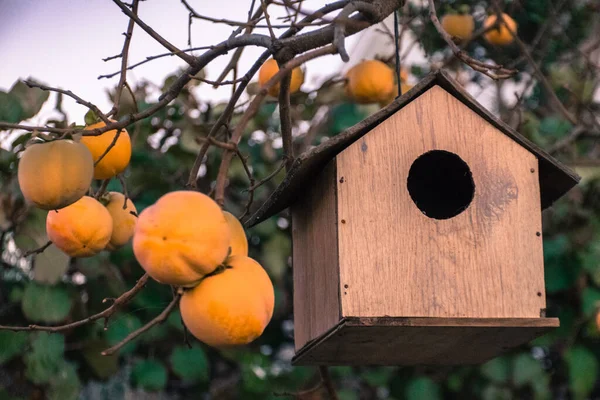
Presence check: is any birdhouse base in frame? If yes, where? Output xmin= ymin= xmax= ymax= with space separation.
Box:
xmin=292 ymin=317 xmax=558 ymax=366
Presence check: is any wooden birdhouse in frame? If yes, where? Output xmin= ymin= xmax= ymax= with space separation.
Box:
xmin=247 ymin=70 xmax=580 ymax=366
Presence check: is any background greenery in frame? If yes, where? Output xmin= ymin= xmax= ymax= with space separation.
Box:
xmin=2 ymin=0 xmax=600 ymax=399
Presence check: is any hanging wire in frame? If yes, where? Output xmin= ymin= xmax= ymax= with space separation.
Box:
xmin=393 ymin=8 xmax=402 ymax=98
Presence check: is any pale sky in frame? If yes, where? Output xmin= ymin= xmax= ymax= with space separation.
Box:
xmin=0 ymin=0 xmax=355 ymax=123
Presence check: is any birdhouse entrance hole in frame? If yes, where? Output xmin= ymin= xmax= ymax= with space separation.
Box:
xmin=407 ymin=150 xmax=475 ymax=220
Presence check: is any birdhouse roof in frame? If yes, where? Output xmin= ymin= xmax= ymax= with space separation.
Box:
xmin=246 ymin=69 xmax=580 ymax=227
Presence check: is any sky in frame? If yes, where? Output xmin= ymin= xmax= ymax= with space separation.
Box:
xmin=0 ymin=0 xmax=498 ymax=128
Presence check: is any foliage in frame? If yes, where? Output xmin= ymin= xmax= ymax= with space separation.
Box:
xmin=1 ymin=0 xmax=600 ymax=398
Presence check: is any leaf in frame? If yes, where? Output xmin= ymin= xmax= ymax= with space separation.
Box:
xmin=33 ymin=244 xmax=70 ymax=285
xmin=361 ymin=367 xmax=394 ymax=387
xmin=261 ymin=232 xmax=291 ymax=280
xmin=539 ymin=117 xmax=573 ymax=140
xmin=565 ymin=346 xmax=599 ymax=400
xmin=131 ymin=360 xmax=168 ymax=392
xmin=482 ymin=385 xmax=512 ymax=400
xmin=105 ymin=314 xmax=143 ymax=355
xmin=0 ymin=331 xmax=28 ymax=365
xmin=22 ymin=282 xmax=72 ymax=323
xmin=169 ymin=344 xmax=210 ymax=384
xmin=47 ymin=361 xmax=81 ymax=400
xmin=581 ymin=287 xmax=600 ymax=317
xmin=9 ymin=79 xmax=49 ymax=121
xmin=512 ymin=353 xmax=544 ymax=387
xmin=82 ymin=339 xmax=119 ymax=379
xmin=405 ymin=377 xmax=442 ymax=400
xmin=0 ymin=91 xmax=24 ymax=123
xmin=481 ymin=356 xmax=510 ymax=384
xmin=543 ymin=236 xmax=579 ymax=293
xmin=24 ymin=332 xmax=65 ymax=384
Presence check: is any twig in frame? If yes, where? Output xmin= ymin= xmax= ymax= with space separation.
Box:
xmin=491 ymin=2 xmax=577 ymax=124
xmin=333 ymin=2 xmax=377 ymax=62
xmin=240 ymin=159 xmax=286 ymax=221
xmin=23 ymin=241 xmax=52 ymax=257
xmin=427 ymin=0 xmax=516 ymax=80
xmin=0 ymin=274 xmax=149 ymax=332
xmin=94 ymin=179 xmax=110 ymax=199
xmin=112 ymin=0 xmax=196 ymax=65
xmin=277 ymin=62 xmax=294 ymax=171
xmin=214 ymin=44 xmax=337 ymax=206
xmin=319 ymin=366 xmax=338 ymax=400
xmin=189 ymin=75 xmax=246 ymax=86
xmin=23 ymin=80 xmax=110 ymax=124
xmin=101 ymin=290 xmax=181 ymax=355
xmin=261 ymin=0 xmax=277 ymax=39
xmin=94 ymin=129 xmax=123 ymax=167
xmin=108 ymin=0 xmax=139 ymax=118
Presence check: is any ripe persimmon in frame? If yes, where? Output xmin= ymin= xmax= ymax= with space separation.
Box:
xmin=345 ymin=60 xmax=395 ymax=104
xmin=133 ymin=191 xmax=231 ymax=287
xmin=441 ymin=13 xmax=474 ymax=41
xmin=258 ymin=59 xmax=304 ymax=97
xmin=46 ymin=196 xmax=113 ymax=257
xmin=484 ymin=13 xmax=517 ymax=46
xmin=103 ymin=192 xmax=137 ymax=251
xmin=180 ymin=255 xmax=274 ymax=347
xmin=223 ymin=211 xmax=248 ymax=257
xmin=81 ymin=121 xmax=131 ymax=180
xmin=18 ymin=140 xmax=94 ymax=210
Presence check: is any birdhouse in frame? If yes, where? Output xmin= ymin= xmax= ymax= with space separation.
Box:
xmin=247 ymin=70 xmax=580 ymax=366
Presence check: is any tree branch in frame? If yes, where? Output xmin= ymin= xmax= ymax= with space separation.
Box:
xmin=101 ymin=290 xmax=181 ymax=355
xmin=108 ymin=0 xmax=139 ymax=118
xmin=0 ymin=274 xmax=149 ymax=332
xmin=319 ymin=366 xmax=338 ymax=400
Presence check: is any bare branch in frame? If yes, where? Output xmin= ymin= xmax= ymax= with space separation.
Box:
xmin=23 ymin=80 xmax=110 ymax=124
xmin=108 ymin=0 xmax=139 ymax=118
xmin=101 ymin=290 xmax=181 ymax=355
xmin=112 ymin=0 xmax=196 ymax=65
xmin=0 ymin=274 xmax=149 ymax=332
xmin=23 ymin=241 xmax=52 ymax=257
xmin=427 ymin=0 xmax=516 ymax=80
xmin=319 ymin=366 xmax=338 ymax=400
xmin=277 ymin=63 xmax=294 ymax=171
xmin=333 ymin=2 xmax=377 ymax=62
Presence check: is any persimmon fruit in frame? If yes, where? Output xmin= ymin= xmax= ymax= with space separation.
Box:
xmin=18 ymin=140 xmax=94 ymax=210
xmin=484 ymin=13 xmax=517 ymax=46
xmin=345 ymin=60 xmax=395 ymax=104
xmin=258 ymin=59 xmax=304 ymax=97
xmin=223 ymin=211 xmax=248 ymax=257
xmin=180 ymin=255 xmax=274 ymax=347
xmin=103 ymin=192 xmax=137 ymax=251
xmin=81 ymin=121 xmax=131 ymax=180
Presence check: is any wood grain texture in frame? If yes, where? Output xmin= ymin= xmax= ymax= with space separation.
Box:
xmin=291 ymin=160 xmax=340 ymax=351
xmin=337 ymin=85 xmax=546 ymax=319
xmin=246 ymin=70 xmax=579 ymax=227
xmin=292 ymin=317 xmax=559 ymax=366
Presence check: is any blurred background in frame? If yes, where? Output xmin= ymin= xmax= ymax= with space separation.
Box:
xmin=2 ymin=0 xmax=600 ymax=399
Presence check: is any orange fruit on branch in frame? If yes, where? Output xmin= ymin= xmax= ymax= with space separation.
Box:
xmin=258 ymin=58 xmax=304 ymax=97
xmin=103 ymin=192 xmax=137 ymax=251
xmin=345 ymin=60 xmax=396 ymax=104
xmin=484 ymin=13 xmax=517 ymax=46
xmin=441 ymin=13 xmax=474 ymax=41
xmin=18 ymin=139 xmax=94 ymax=210
xmin=133 ymin=191 xmax=231 ymax=287
xmin=223 ymin=211 xmax=248 ymax=257
xmin=81 ymin=121 xmax=131 ymax=180
xmin=180 ymin=255 xmax=274 ymax=347
xmin=46 ymin=196 xmax=113 ymax=257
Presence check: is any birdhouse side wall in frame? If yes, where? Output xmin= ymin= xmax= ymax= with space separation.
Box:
xmin=291 ymin=160 xmax=341 ymax=351
xmin=335 ymin=85 xmax=547 ymax=320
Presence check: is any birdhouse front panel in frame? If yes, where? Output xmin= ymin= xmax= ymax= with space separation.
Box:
xmin=336 ymin=85 xmax=546 ymax=320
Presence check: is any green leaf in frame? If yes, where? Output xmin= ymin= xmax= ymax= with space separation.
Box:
xmin=24 ymin=332 xmax=65 ymax=384
xmin=405 ymin=377 xmax=442 ymax=400
xmin=22 ymin=282 xmax=72 ymax=323
xmin=543 ymin=236 xmax=579 ymax=293
xmin=9 ymin=80 xmax=49 ymax=121
xmin=33 ymin=244 xmax=70 ymax=285
xmin=539 ymin=116 xmax=573 ymax=140
xmin=84 ymin=109 xmax=100 ymax=125
xmin=131 ymin=360 xmax=168 ymax=391
xmin=481 ymin=356 xmax=510 ymax=384
xmin=105 ymin=314 xmax=143 ymax=355
xmin=512 ymin=353 xmax=544 ymax=387
xmin=0 ymin=331 xmax=28 ymax=365
xmin=581 ymin=286 xmax=600 ymax=317
xmin=47 ymin=361 xmax=81 ymax=400
xmin=169 ymin=344 xmax=210 ymax=384
xmin=81 ymin=339 xmax=119 ymax=379
xmin=482 ymin=385 xmax=512 ymax=400
xmin=0 ymin=91 xmax=24 ymax=123
xmin=337 ymin=389 xmax=359 ymax=400
xmin=361 ymin=367 xmax=394 ymax=387
xmin=565 ymin=346 xmax=599 ymax=400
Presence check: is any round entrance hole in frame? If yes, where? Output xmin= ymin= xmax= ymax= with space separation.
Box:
xmin=407 ymin=150 xmax=475 ymax=220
